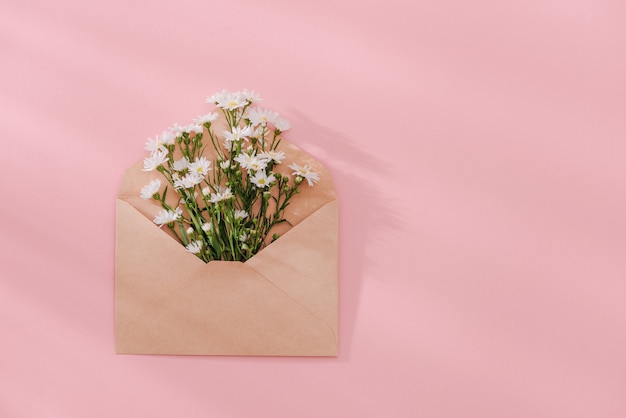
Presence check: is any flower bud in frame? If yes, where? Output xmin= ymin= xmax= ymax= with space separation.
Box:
xmin=263 ymin=191 xmax=271 ymax=200
xmin=186 ymin=227 xmax=194 ymax=235
xmin=295 ymin=175 xmax=303 ymax=185
xmin=272 ymin=233 xmax=280 ymax=241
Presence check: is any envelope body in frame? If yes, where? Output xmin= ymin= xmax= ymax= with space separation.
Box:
xmin=115 ymin=139 xmax=338 ymax=356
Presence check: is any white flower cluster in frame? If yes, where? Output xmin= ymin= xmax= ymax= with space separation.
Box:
xmin=206 ymin=89 xmax=261 ymax=110
xmin=153 ymin=207 xmax=182 ymax=227
xmin=136 ymin=89 xmax=321 ymax=261
xmin=288 ymin=163 xmax=320 ymax=187
xmin=172 ymin=156 xmax=212 ymax=190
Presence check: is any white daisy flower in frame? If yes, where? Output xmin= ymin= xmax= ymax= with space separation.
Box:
xmin=209 ymin=186 xmax=234 ymax=203
xmin=251 ymin=125 xmax=267 ymax=140
xmin=206 ymin=89 xmax=227 ymax=105
xmin=170 ymin=123 xmax=186 ymax=137
xmin=140 ymin=179 xmax=161 ymax=200
xmin=193 ymin=112 xmax=219 ymax=124
xmin=159 ymin=130 xmax=176 ymax=145
xmin=259 ymin=150 xmax=286 ymax=164
xmin=274 ymin=117 xmax=291 ymax=132
xmin=223 ymin=125 xmax=253 ymax=145
xmin=173 ymin=172 xmax=203 ymax=189
xmin=185 ymin=240 xmax=203 ymax=254
xmin=184 ymin=123 xmax=203 ymax=134
xmin=234 ymin=209 xmax=248 ymax=220
xmin=145 ymin=135 xmax=167 ymax=154
xmin=188 ymin=156 xmax=212 ymax=177
xmin=241 ymin=89 xmax=261 ymax=103
xmin=246 ymin=107 xmax=279 ymax=127
xmin=250 ymin=170 xmax=276 ymax=188
xmin=201 ymin=186 xmax=211 ymax=196
xmin=219 ymin=160 xmax=230 ymax=170
xmin=172 ymin=157 xmax=190 ymax=172
xmin=234 ymin=152 xmax=268 ymax=172
xmin=215 ymin=91 xmax=245 ymax=110
xmin=201 ymin=222 xmax=213 ymax=232
xmin=142 ymin=150 xmax=169 ymax=171
xmin=186 ymin=227 xmax=194 ymax=235
xmin=239 ymin=232 xmax=249 ymax=242
xmin=153 ymin=207 xmax=183 ymax=226
xmin=289 ymin=163 xmax=320 ymax=186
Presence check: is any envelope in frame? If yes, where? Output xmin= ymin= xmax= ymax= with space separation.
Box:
xmin=115 ymin=138 xmax=338 ymax=356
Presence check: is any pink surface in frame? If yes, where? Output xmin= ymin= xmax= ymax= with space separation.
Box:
xmin=1 ymin=0 xmax=625 ymax=416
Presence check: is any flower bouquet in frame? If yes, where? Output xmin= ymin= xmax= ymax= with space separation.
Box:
xmin=139 ymin=90 xmax=320 ymax=262
xmin=115 ymin=90 xmax=339 ymax=356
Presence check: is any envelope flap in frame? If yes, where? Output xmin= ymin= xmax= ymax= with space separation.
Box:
xmin=117 ymin=138 xmax=338 ymax=240
xmin=245 ymin=200 xmax=338 ymax=339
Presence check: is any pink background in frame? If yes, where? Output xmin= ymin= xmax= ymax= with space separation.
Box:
xmin=2 ymin=0 xmax=625 ymax=416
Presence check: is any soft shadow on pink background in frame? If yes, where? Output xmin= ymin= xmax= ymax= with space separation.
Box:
xmin=1 ymin=0 xmax=625 ymax=417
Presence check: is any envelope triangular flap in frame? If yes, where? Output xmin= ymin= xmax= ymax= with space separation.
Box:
xmin=245 ymin=200 xmax=338 ymax=341
xmin=117 ymin=139 xmax=337 ymax=241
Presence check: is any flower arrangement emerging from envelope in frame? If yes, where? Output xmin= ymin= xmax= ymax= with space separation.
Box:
xmin=115 ymin=90 xmax=338 ymax=356
xmin=140 ymin=89 xmax=321 ymax=262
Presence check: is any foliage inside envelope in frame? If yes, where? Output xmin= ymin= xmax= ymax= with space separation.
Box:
xmin=140 ymin=89 xmax=321 ymax=262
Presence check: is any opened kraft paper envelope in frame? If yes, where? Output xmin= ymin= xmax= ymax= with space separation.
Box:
xmin=115 ymin=137 xmax=338 ymax=356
